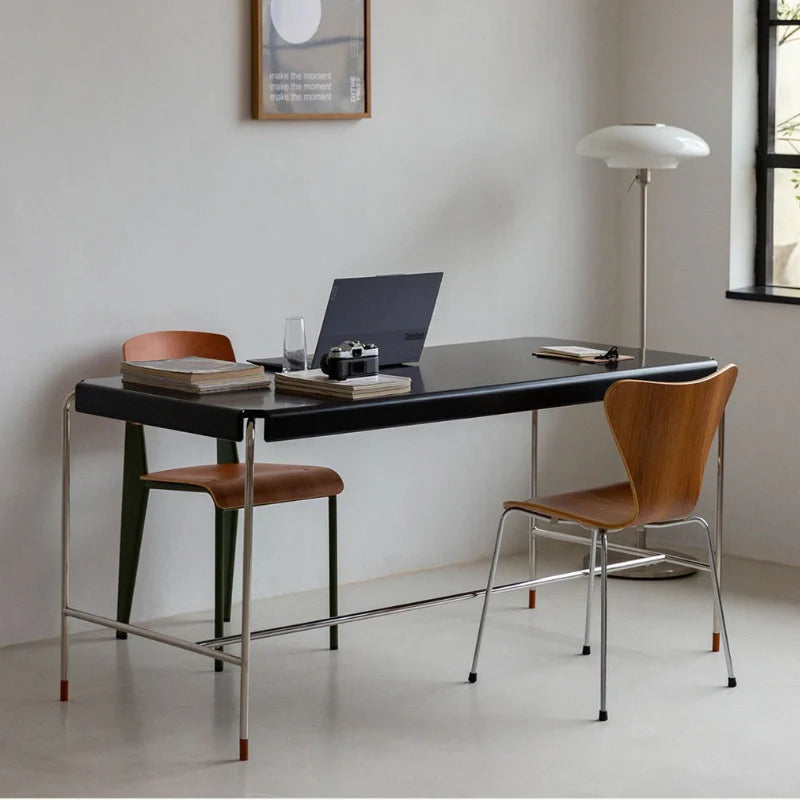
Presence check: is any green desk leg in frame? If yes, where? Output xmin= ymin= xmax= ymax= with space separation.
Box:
xmin=116 ymin=423 xmax=149 ymax=640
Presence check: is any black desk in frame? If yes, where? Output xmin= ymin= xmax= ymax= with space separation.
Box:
xmin=75 ymin=337 xmax=717 ymax=441
xmin=62 ymin=337 xmax=722 ymax=760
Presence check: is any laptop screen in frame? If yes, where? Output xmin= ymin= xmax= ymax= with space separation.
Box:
xmin=311 ymin=272 xmax=443 ymax=368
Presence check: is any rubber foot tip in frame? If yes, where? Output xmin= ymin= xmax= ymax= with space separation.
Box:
xmin=712 ymin=632 xmax=720 ymax=652
xmin=468 ymin=672 xmax=477 ymax=683
xmin=215 ymin=661 xmax=223 ymax=673
xmin=528 ymin=590 xmax=536 ymax=609
xmin=598 ymin=710 xmax=608 ymax=721
xmin=582 ymin=645 xmax=591 ymax=656
xmin=239 ymin=739 xmax=249 ymax=761
xmin=728 ymin=677 xmax=737 ymax=688
xmin=60 ymin=680 xmax=69 ymax=702
xmin=116 ymin=631 xmax=128 ymax=640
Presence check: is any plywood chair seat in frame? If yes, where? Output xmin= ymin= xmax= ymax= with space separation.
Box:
xmin=143 ymin=462 xmax=344 ymax=510
xmin=504 ymin=482 xmax=635 ymax=530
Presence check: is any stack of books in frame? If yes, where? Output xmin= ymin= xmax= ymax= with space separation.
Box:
xmin=274 ymin=369 xmax=411 ymax=400
xmin=120 ymin=357 xmax=270 ymax=394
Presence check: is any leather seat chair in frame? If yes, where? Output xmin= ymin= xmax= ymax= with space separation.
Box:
xmin=116 ymin=331 xmax=343 ymax=670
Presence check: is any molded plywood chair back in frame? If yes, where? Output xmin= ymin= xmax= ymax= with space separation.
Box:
xmin=605 ymin=364 xmax=738 ymax=527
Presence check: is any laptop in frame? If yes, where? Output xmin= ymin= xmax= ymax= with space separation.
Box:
xmin=252 ymin=272 xmax=443 ymax=371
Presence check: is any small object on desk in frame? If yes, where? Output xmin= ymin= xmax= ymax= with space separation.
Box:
xmin=534 ymin=344 xmax=632 ymax=363
xmin=274 ymin=368 xmax=410 ymax=400
xmin=283 ymin=316 xmax=308 ymax=373
xmin=319 ymin=340 xmax=379 ymax=381
xmin=120 ymin=356 xmax=270 ymax=394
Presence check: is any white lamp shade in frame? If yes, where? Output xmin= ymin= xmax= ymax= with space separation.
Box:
xmin=576 ymin=123 xmax=710 ymax=169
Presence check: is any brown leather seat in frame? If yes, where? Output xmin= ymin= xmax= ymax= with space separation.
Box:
xmin=145 ymin=462 xmax=344 ymax=510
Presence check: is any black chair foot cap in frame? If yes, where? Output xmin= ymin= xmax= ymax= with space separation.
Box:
xmin=116 ymin=631 xmax=127 ymax=640
xmin=728 ymin=677 xmax=737 ymax=688
xmin=598 ymin=710 xmax=608 ymax=721
xmin=582 ymin=645 xmax=591 ymax=655
xmin=468 ymin=672 xmax=477 ymax=683
xmin=215 ymin=661 xmax=223 ymax=673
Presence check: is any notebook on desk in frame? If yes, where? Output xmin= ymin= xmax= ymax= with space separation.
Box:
xmin=251 ymin=272 xmax=443 ymax=371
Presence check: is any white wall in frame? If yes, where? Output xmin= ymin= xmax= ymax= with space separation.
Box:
xmin=0 ymin=0 xmax=624 ymax=647
xmin=617 ymin=0 xmax=800 ymax=567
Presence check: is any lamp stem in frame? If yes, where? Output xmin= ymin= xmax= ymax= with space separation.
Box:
xmin=636 ymin=168 xmax=651 ymax=356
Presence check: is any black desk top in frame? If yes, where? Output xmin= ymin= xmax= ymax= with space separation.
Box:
xmin=75 ymin=337 xmax=718 ymax=442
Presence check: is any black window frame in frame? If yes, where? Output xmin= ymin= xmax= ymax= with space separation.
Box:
xmin=755 ymin=1 xmax=800 ymax=286
xmin=729 ymin=0 xmax=800 ymax=303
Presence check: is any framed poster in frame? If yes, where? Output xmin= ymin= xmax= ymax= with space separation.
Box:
xmin=251 ymin=0 xmax=370 ymax=120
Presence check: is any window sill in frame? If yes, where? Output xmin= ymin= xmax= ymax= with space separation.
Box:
xmin=726 ymin=286 xmax=800 ymax=306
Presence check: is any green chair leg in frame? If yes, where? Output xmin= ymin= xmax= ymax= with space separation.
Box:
xmin=214 ymin=508 xmax=226 ymax=672
xmin=329 ymin=495 xmax=338 ymax=650
xmin=116 ymin=423 xmax=149 ymax=640
xmin=222 ymin=509 xmax=238 ymax=623
xmin=216 ymin=438 xmax=239 ymax=626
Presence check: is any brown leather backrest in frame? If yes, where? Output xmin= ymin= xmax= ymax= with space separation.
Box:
xmin=123 ymin=331 xmax=236 ymax=362
xmin=604 ymin=364 xmax=738 ymax=526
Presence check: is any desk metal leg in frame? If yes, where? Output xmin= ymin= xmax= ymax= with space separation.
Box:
xmin=528 ymin=410 xmax=538 ymax=609
xmin=239 ymin=419 xmax=255 ymax=761
xmin=60 ymin=392 xmax=75 ymax=702
xmin=712 ymin=412 xmax=725 ymax=652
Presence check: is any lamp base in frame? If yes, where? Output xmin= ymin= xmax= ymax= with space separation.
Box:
xmin=582 ymin=548 xmax=696 ymax=580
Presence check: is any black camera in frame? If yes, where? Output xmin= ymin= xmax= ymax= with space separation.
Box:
xmin=319 ymin=340 xmax=379 ymax=381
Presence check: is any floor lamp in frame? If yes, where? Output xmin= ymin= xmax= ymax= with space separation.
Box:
xmin=577 ymin=123 xmax=710 ymax=579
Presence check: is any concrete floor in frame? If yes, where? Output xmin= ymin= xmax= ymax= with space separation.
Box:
xmin=2 ymin=542 xmax=800 ymax=797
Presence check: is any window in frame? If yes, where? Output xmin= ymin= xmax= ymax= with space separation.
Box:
xmin=756 ymin=0 xmax=800 ymax=288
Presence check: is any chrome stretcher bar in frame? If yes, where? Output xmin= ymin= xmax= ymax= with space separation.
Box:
xmin=62 ymin=553 xmax=667 ymax=655
xmin=64 ymin=337 xmax=722 ymax=761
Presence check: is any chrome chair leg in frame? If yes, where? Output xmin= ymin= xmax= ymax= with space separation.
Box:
xmin=713 ymin=413 xmax=725 ymax=650
xmin=469 ymin=509 xmax=513 ymax=683
xmin=599 ymin=529 xmax=608 ymax=721
xmin=696 ymin=517 xmax=736 ymax=686
xmin=583 ymin=528 xmax=598 ymax=655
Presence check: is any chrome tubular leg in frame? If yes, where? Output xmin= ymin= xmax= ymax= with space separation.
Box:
xmin=697 ymin=517 xmax=736 ymax=687
xmin=713 ymin=412 xmax=726 ymax=651
xmin=528 ymin=410 xmax=538 ymax=609
xmin=582 ymin=528 xmax=598 ymax=655
xmin=60 ymin=392 xmax=75 ymax=702
xmin=469 ymin=509 xmax=513 ymax=683
xmin=239 ymin=419 xmax=255 ymax=761
xmin=598 ymin=530 xmax=608 ymax=721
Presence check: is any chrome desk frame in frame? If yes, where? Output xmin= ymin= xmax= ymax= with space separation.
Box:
xmin=60 ymin=338 xmax=726 ymax=761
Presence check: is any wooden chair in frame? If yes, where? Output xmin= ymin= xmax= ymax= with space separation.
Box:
xmin=468 ymin=365 xmax=738 ymax=720
xmin=116 ymin=331 xmax=343 ymax=670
